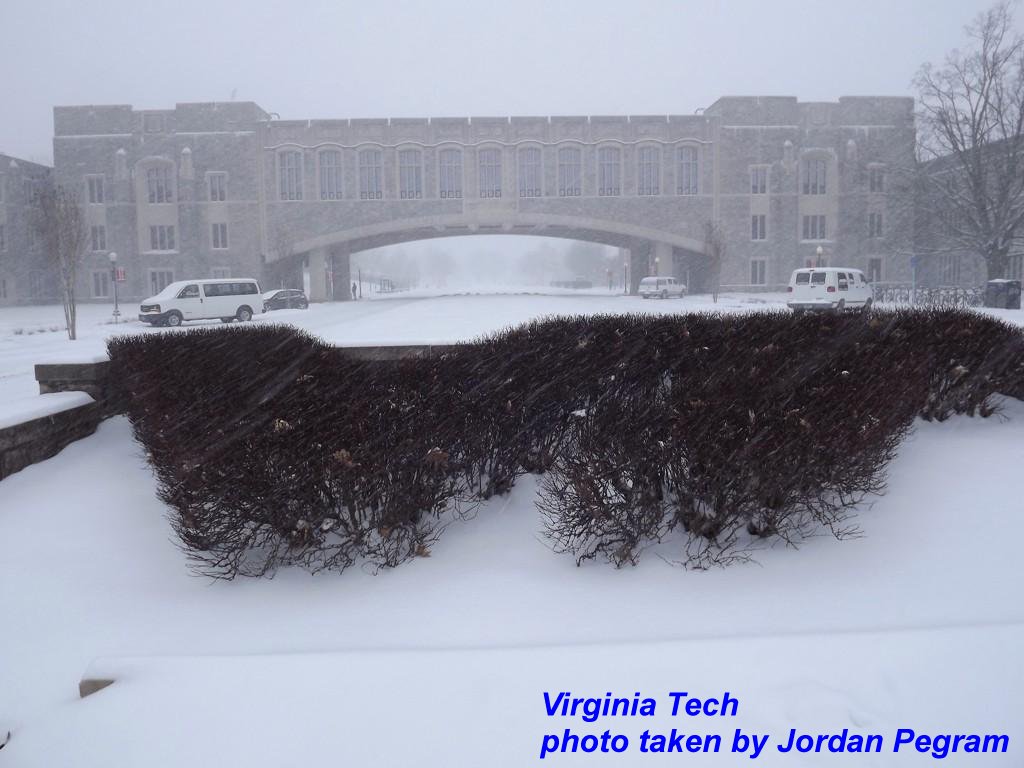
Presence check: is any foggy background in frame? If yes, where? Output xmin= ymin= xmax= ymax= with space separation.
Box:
xmin=2 ymin=0 xmax=1011 ymax=289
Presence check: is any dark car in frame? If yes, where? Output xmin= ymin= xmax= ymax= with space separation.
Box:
xmin=262 ymin=288 xmax=309 ymax=312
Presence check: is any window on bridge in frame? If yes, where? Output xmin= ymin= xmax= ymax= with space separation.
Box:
xmin=638 ymin=146 xmax=660 ymax=196
xmin=598 ymin=147 xmax=621 ymax=196
xmin=678 ymin=146 xmax=699 ymax=195
xmin=278 ymin=151 xmax=303 ymax=201
xmin=479 ymin=148 xmax=502 ymax=198
xmin=399 ymin=149 xmax=423 ymax=199
xmin=319 ymin=150 xmax=342 ymax=200
xmin=518 ymin=147 xmax=542 ymax=198
xmin=557 ymin=147 xmax=582 ymax=197
xmin=439 ymin=148 xmax=463 ymax=199
xmin=359 ymin=148 xmax=383 ymax=200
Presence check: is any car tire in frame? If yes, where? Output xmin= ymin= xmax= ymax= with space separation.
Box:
xmin=220 ymin=317 xmax=234 ymax=323
xmin=165 ymin=312 xmax=183 ymax=327
xmin=236 ymin=306 xmax=253 ymax=322
xmin=861 ymin=298 xmax=873 ymax=314
xmin=835 ymin=300 xmax=846 ymax=314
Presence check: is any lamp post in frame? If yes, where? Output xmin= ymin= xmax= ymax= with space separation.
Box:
xmin=654 ymin=255 xmax=660 ymax=276
xmin=815 ymin=245 xmax=824 ymax=268
xmin=108 ymin=251 xmax=120 ymax=324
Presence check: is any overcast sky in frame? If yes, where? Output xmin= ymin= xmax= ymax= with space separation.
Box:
xmin=1 ymin=0 xmax=1010 ymax=165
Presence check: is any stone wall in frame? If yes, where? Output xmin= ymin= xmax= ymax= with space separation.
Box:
xmin=0 ymin=396 xmax=100 ymax=481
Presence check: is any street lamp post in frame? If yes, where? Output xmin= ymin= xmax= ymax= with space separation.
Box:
xmin=654 ymin=255 xmax=660 ymax=276
xmin=815 ymin=245 xmax=824 ymax=268
xmin=108 ymin=251 xmax=120 ymax=324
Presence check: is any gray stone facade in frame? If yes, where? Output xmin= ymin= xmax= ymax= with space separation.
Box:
xmin=0 ymin=153 xmax=53 ymax=305
xmin=36 ymin=96 xmax=916 ymax=304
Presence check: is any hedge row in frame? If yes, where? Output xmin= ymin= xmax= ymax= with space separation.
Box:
xmin=107 ymin=309 xmax=1024 ymax=577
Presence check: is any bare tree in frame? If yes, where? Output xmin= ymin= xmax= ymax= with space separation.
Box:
xmin=915 ymin=1 xmax=1024 ymax=279
xmin=34 ymin=183 xmax=87 ymax=340
xmin=703 ymin=221 xmax=725 ymax=303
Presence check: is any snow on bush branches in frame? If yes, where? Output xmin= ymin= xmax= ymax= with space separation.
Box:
xmin=107 ymin=309 xmax=1024 ymax=578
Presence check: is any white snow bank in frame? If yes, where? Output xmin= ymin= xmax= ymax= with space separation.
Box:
xmin=7 ymin=624 xmax=1022 ymax=767
xmin=0 ymin=391 xmax=95 ymax=430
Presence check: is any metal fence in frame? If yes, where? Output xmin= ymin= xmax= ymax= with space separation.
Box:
xmin=872 ymin=283 xmax=984 ymax=308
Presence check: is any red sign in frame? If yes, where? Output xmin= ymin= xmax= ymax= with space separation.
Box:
xmin=115 ymin=267 xmax=126 ymax=282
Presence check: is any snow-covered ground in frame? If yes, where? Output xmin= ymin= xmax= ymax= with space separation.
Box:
xmin=1 ymin=291 xmax=1022 ymax=765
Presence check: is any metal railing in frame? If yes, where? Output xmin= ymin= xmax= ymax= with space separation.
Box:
xmin=872 ymin=283 xmax=983 ymax=308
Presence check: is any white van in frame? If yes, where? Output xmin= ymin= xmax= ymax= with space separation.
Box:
xmin=787 ymin=268 xmax=872 ymax=313
xmin=139 ymin=279 xmax=263 ymax=326
xmin=639 ymin=276 xmax=687 ymax=299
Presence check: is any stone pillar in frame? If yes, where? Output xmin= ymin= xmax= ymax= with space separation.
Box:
xmin=328 ymin=246 xmax=352 ymax=301
xmin=306 ymin=250 xmax=328 ymax=303
xmin=654 ymin=242 xmax=673 ymax=277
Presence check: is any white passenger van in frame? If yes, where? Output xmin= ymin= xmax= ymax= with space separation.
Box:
xmin=787 ymin=268 xmax=872 ymax=313
xmin=139 ymin=279 xmax=263 ymax=326
xmin=638 ymin=276 xmax=687 ymax=299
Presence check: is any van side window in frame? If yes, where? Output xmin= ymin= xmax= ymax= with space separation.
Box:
xmin=795 ymin=273 xmax=810 ymax=285
xmin=203 ymin=283 xmax=222 ymax=297
xmin=811 ymin=273 xmax=826 ymax=284
xmin=838 ymin=274 xmax=849 ymax=290
xmin=178 ymin=284 xmax=199 ymax=298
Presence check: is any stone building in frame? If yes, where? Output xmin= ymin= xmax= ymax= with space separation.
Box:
xmin=0 ymin=153 xmax=53 ymax=305
xmin=37 ymin=95 xmax=916 ymax=305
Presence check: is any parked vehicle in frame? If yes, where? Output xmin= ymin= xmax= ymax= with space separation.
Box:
xmin=263 ymin=288 xmax=309 ymax=312
xmin=787 ymin=268 xmax=872 ymax=313
xmin=638 ymin=276 xmax=687 ymax=299
xmin=139 ymin=279 xmax=263 ymax=326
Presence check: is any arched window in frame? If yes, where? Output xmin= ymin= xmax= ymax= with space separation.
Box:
xmin=478 ymin=147 xmax=502 ymax=198
xmin=557 ymin=147 xmax=582 ymax=197
xmin=398 ymin=149 xmax=422 ymax=199
xmin=145 ymin=162 xmax=175 ymax=203
xmin=278 ymin=151 xmax=303 ymax=201
xmin=802 ymin=157 xmax=827 ymax=195
xmin=359 ymin=148 xmax=383 ymax=200
xmin=518 ymin=147 xmax=542 ymax=198
xmin=598 ymin=146 xmax=620 ymax=196
xmin=439 ymin=148 xmax=463 ymax=199
xmin=319 ymin=150 xmax=342 ymax=200
xmin=637 ymin=146 xmax=660 ymax=196
xmin=677 ymin=146 xmax=699 ymax=195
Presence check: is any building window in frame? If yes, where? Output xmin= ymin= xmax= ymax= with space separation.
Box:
xmin=751 ymin=214 xmax=766 ymax=240
xmin=0 ymin=279 xmax=6 ymax=299
xmin=358 ymin=149 xmax=383 ymax=200
xmin=750 ymin=259 xmax=767 ymax=285
xmin=869 ymin=166 xmax=885 ymax=193
xmin=557 ymin=147 xmax=582 ymax=197
xmin=478 ymin=148 xmax=502 ymax=198
xmin=638 ymin=146 xmax=660 ymax=196
xmin=677 ymin=146 xmax=698 ymax=195
xmin=398 ymin=149 xmax=423 ymax=199
xmin=150 ymin=270 xmax=174 ymax=295
xmin=439 ymin=149 xmax=463 ymax=199
xmin=316 ymin=152 xmax=342 ymax=200
xmin=518 ymin=147 xmax=542 ymax=198
xmin=29 ymin=271 xmax=48 ymax=299
xmin=868 ymin=210 xmax=884 ymax=237
xmin=92 ymin=270 xmax=110 ymax=298
xmin=868 ymin=257 xmax=883 ymax=282
xmin=941 ymin=254 xmax=961 ymax=285
xmin=90 ymin=225 xmax=107 ymax=252
xmin=802 ymin=214 xmax=827 ymax=240
xmin=1009 ymin=254 xmax=1023 ymax=281
xmin=0 ymin=225 xmax=5 ymax=252
xmin=750 ymin=166 xmax=767 ymax=194
xmin=149 ymin=225 xmax=176 ymax=251
xmin=211 ymin=267 xmax=231 ymax=279
xmin=278 ymin=151 xmax=303 ymax=201
xmin=802 ymin=158 xmax=827 ymax=195
xmin=146 ymin=166 xmax=174 ymax=203
xmin=598 ymin=147 xmax=620 ymax=196
xmin=86 ymin=176 xmax=104 ymax=204
xmin=211 ymin=222 xmax=228 ymax=249
xmin=208 ymin=173 xmax=227 ymax=202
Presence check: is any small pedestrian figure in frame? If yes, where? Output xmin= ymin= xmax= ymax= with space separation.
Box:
xmin=351 ymin=281 xmax=358 ymax=300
